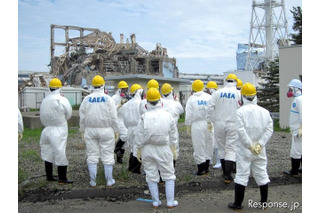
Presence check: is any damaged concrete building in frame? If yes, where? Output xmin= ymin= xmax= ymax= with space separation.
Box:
xmin=49 ymin=24 xmax=180 ymax=87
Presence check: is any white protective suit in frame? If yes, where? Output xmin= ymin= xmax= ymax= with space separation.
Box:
xmin=185 ymin=91 xmax=213 ymax=165
xmin=139 ymin=98 xmax=148 ymax=116
xmin=162 ymin=93 xmax=184 ymax=159
xmin=39 ymin=89 xmax=72 ymax=166
xmin=206 ymin=82 xmax=241 ymax=162
xmin=135 ymin=102 xmax=178 ymax=183
xmin=18 ymin=108 xmax=24 ymax=133
xmin=234 ymin=97 xmax=273 ymax=186
xmin=112 ymin=89 xmax=128 ymax=142
xmin=289 ymin=91 xmax=302 ymax=159
xmin=119 ymin=89 xmax=143 ymax=156
xmin=79 ymin=87 xmax=119 ymax=165
xmin=206 ymin=90 xmax=216 ymax=163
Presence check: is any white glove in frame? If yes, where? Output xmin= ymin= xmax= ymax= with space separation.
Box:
xmin=137 ymin=148 xmax=142 ymax=162
xmin=297 ymin=125 xmax=302 ymax=138
xmin=114 ymin=132 xmax=119 ymax=141
xmin=207 ymin=122 xmax=213 ymax=132
xmin=80 ymin=131 xmax=84 ymax=140
xmin=121 ymin=99 xmax=128 ymax=105
xmin=18 ymin=133 xmax=23 ymax=141
xmin=249 ymin=144 xmax=262 ymax=155
xmin=171 ymin=145 xmax=177 ymax=160
xmin=254 ymin=144 xmax=262 ymax=155
xmin=249 ymin=145 xmax=256 ymax=155
xmin=186 ymin=125 xmax=191 ymax=137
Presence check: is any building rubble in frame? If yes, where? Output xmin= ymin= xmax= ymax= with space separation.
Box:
xmin=49 ymin=24 xmax=179 ymax=87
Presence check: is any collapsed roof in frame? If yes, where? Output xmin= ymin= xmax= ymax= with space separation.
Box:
xmin=49 ymin=24 xmax=179 ymax=86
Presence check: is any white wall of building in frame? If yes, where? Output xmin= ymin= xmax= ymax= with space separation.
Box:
xmin=279 ymin=45 xmax=302 ymax=128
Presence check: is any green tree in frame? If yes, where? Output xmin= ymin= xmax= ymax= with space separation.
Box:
xmin=290 ymin=6 xmax=302 ymax=44
xmin=257 ymin=58 xmax=279 ymax=112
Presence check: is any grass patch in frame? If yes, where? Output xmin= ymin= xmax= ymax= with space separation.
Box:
xmin=273 ymin=119 xmax=290 ymax=132
xmin=18 ymin=168 xmax=29 ymax=184
xmin=23 ymin=127 xmax=43 ymax=138
xmin=72 ymin=104 xmax=81 ymax=110
xmin=182 ymin=174 xmax=193 ymax=182
xmin=68 ymin=128 xmax=78 ymax=137
xmin=96 ymin=165 xmax=106 ymax=186
xmin=21 ymin=127 xmax=78 ymax=141
xmin=19 ymin=150 xmax=42 ymax=162
xmin=179 ymin=126 xmax=187 ymax=132
xmin=178 ymin=114 xmax=185 ymax=123
xmin=115 ymin=160 xmax=130 ymax=181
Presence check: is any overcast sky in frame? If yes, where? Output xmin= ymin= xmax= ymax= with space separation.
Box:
xmin=18 ymin=0 xmax=302 ymax=75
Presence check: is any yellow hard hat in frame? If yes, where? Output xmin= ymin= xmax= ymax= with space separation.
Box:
xmin=92 ymin=75 xmax=105 ymax=87
xmin=130 ymin=84 xmax=143 ymax=94
xmin=226 ymin=73 xmax=238 ymax=81
xmin=241 ymin=83 xmax=257 ymax=96
xmin=118 ymin=81 xmax=129 ymax=89
xmin=236 ymin=79 xmax=243 ymax=89
xmin=146 ymin=88 xmax=161 ymax=102
xmin=147 ymin=79 xmax=159 ymax=89
xmin=161 ymin=83 xmax=173 ymax=95
xmin=49 ymin=78 xmax=62 ymax=89
xmin=192 ymin=79 xmax=204 ymax=92
xmin=206 ymin=81 xmax=218 ymax=89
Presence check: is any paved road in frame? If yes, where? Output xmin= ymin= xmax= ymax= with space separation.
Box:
xmin=19 ymin=183 xmax=302 ymax=213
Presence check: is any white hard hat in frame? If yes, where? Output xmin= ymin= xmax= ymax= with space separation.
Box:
xmin=288 ymin=79 xmax=302 ymax=90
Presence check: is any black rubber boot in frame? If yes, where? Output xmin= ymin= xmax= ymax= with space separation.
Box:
xmin=205 ymin=160 xmax=210 ymax=174
xmin=58 ymin=166 xmax=74 ymax=184
xmin=194 ymin=162 xmax=207 ymax=176
xmin=228 ymin=183 xmax=245 ymax=211
xmin=221 ymin=159 xmax=226 ymax=177
xmin=128 ymin=153 xmax=141 ymax=174
xmin=114 ymin=139 xmax=125 ymax=164
xmin=232 ymin=162 xmax=237 ymax=173
xmin=299 ymin=157 xmax=302 ymax=173
xmin=283 ymin=158 xmax=300 ymax=177
xmin=260 ymin=183 xmax=268 ymax=206
xmin=45 ymin=161 xmax=57 ymax=181
xmin=224 ymin=160 xmax=234 ymax=184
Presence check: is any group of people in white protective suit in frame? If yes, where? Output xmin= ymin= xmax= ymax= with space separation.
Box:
xmin=17 ymin=74 xmax=301 ymax=210
xmin=184 ymin=74 xmax=302 ymax=211
xmin=113 ymin=79 xmax=184 ymax=208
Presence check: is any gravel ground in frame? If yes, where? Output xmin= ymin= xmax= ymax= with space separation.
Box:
xmin=18 ymin=122 xmax=297 ymax=199
xmin=18 ymin=183 xmax=302 ymax=213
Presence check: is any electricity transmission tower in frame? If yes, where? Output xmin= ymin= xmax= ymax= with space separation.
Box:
xmin=245 ymin=0 xmax=289 ymax=71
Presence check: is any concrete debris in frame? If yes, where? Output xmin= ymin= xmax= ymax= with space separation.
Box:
xmin=49 ymin=24 xmax=179 ymax=86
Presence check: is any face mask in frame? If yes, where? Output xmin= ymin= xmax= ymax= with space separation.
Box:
xmin=120 ymin=93 xmax=125 ymax=97
xmin=287 ymin=91 xmax=294 ymax=98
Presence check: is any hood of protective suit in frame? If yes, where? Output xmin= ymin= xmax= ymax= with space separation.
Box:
xmin=209 ymin=89 xmax=216 ymax=95
xmin=93 ymin=86 xmax=105 ymax=93
xmin=115 ymin=88 xmax=121 ymax=96
xmin=226 ymin=81 xmax=237 ymax=88
xmin=193 ymin=91 xmax=204 ymax=97
xmin=242 ymin=96 xmax=257 ymax=106
xmin=146 ymin=100 xmax=162 ymax=111
xmin=133 ymin=88 xmax=143 ymax=100
xmin=164 ymin=92 xmax=174 ymax=100
xmin=293 ymin=88 xmax=302 ymax=97
xmin=50 ymin=88 xmax=62 ymax=95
